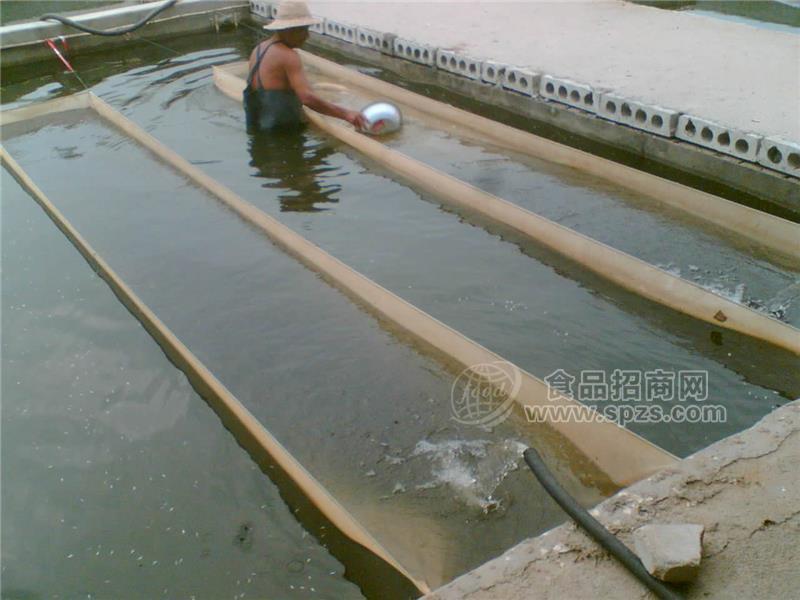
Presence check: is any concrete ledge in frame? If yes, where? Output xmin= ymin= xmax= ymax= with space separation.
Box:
xmin=294 ymin=1 xmax=800 ymax=195
xmin=0 ymin=0 xmax=248 ymax=67
xmin=0 ymin=0 xmax=246 ymax=47
xmin=427 ymin=399 xmax=800 ymax=599
xmin=306 ymin=34 xmax=800 ymax=219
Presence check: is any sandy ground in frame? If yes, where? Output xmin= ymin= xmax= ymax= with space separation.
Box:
xmin=426 ymin=398 xmax=800 ymax=599
xmin=310 ymin=0 xmax=800 ymax=140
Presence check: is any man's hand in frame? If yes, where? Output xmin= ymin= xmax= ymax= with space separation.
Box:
xmin=346 ymin=110 xmax=367 ymax=131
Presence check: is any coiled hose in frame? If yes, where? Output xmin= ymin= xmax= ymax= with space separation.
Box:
xmin=41 ymin=0 xmax=180 ymax=36
xmin=523 ymin=447 xmax=683 ymax=600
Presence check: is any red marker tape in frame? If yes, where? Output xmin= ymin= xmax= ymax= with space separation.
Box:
xmin=45 ymin=38 xmax=75 ymax=73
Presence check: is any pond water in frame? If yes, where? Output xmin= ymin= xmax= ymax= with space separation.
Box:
xmin=2 ymin=25 xmax=798 ymax=598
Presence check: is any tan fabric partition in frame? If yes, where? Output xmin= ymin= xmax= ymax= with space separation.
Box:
xmin=0 ymin=92 xmax=92 ymax=125
xmin=1 ymin=92 xmax=678 ymax=487
xmin=93 ymin=91 xmax=680 ymax=483
xmin=0 ymin=144 xmax=429 ymax=599
xmin=298 ymin=51 xmax=800 ymax=263
xmin=214 ymin=64 xmax=800 ymax=356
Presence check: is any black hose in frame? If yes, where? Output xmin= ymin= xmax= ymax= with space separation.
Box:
xmin=523 ymin=447 xmax=683 ymax=600
xmin=41 ymin=0 xmax=180 ymax=37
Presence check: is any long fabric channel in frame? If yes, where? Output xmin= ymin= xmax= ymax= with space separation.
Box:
xmin=212 ymin=61 xmax=800 ymax=356
xmin=0 ymin=135 xmax=427 ymax=600
xmin=298 ymin=50 xmax=800 ymax=264
xmin=0 ymin=92 xmax=678 ymax=487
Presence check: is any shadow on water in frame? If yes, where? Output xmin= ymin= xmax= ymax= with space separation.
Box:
xmin=247 ymin=128 xmax=343 ymax=212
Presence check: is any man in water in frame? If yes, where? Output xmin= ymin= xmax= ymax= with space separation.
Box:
xmin=244 ymin=1 xmax=365 ymax=132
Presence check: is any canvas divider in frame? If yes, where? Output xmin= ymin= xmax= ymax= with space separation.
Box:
xmin=0 ymin=107 xmax=429 ymax=598
xmin=215 ymin=63 xmax=800 ymax=357
xmin=297 ymin=50 xmax=800 ymax=264
xmin=0 ymin=91 xmax=682 ymax=587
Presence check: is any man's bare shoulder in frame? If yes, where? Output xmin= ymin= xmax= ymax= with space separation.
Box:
xmin=272 ymin=43 xmax=301 ymax=66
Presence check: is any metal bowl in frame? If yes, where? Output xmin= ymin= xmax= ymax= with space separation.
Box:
xmin=360 ymin=101 xmax=403 ymax=135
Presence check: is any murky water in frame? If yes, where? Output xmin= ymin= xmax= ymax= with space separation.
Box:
xmin=1 ymin=168 xmax=363 ymax=599
xmin=0 ymin=1 xmax=126 ymax=25
xmin=1 ymin=39 xmax=595 ymax=592
xmin=633 ymin=0 xmax=800 ymax=33
xmin=643 ymin=0 xmax=800 ymax=35
xmin=310 ymin=67 xmax=800 ymax=325
xmin=2 ymin=27 xmax=798 ymax=597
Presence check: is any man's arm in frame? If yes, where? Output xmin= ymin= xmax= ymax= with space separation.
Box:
xmin=284 ymin=50 xmax=365 ymax=129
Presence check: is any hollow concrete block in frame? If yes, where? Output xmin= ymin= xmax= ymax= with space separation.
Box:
xmin=269 ymin=2 xmax=278 ymax=19
xmin=676 ymin=114 xmax=761 ymax=162
xmin=501 ymin=67 xmax=540 ymax=97
xmin=540 ymin=74 xmax=598 ymax=113
xmin=481 ymin=60 xmax=508 ymax=86
xmin=309 ymin=18 xmax=325 ymax=35
xmin=598 ymin=92 xmax=679 ymax=138
xmin=249 ymin=0 xmax=270 ymax=18
xmin=757 ymin=136 xmax=800 ymax=178
xmin=392 ymin=37 xmax=436 ymax=66
xmin=324 ymin=19 xmax=356 ymax=44
xmin=355 ymin=27 xmax=395 ymax=55
xmin=435 ymin=49 xmax=483 ymax=81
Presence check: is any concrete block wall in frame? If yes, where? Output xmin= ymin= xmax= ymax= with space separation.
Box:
xmin=540 ymin=75 xmax=599 ymax=113
xmin=481 ymin=60 xmax=508 ymax=86
xmin=676 ymin=115 xmax=761 ymax=162
xmin=246 ymin=5 xmax=798 ymax=179
xmin=435 ymin=50 xmax=482 ymax=81
xmin=758 ymin=137 xmax=800 ymax=178
xmin=393 ymin=37 xmax=436 ymax=66
xmin=324 ymin=19 xmax=356 ymax=44
xmin=502 ymin=67 xmax=539 ymax=97
xmin=599 ymin=93 xmax=679 ymax=138
xmin=249 ymin=0 xmax=271 ymax=19
xmin=309 ymin=18 xmax=325 ymax=34
xmin=356 ymin=27 xmax=395 ymax=54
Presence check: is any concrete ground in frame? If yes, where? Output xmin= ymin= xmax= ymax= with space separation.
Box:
xmin=426 ymin=398 xmax=800 ymax=599
xmin=312 ymin=0 xmax=799 ymax=141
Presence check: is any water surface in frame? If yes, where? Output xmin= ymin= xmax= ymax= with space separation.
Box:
xmin=2 ymin=28 xmax=798 ymax=595
xmin=1 ymin=167 xmax=363 ymax=599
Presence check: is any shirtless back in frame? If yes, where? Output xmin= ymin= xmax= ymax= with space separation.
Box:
xmin=243 ymin=26 xmax=365 ymax=132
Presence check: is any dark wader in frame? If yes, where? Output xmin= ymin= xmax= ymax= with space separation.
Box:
xmin=243 ymin=41 xmax=304 ymax=133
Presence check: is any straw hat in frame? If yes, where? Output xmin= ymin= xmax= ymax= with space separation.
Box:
xmin=264 ymin=2 xmax=321 ymax=30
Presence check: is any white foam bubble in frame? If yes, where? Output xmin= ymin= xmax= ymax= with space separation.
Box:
xmin=411 ymin=438 xmax=527 ymax=511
